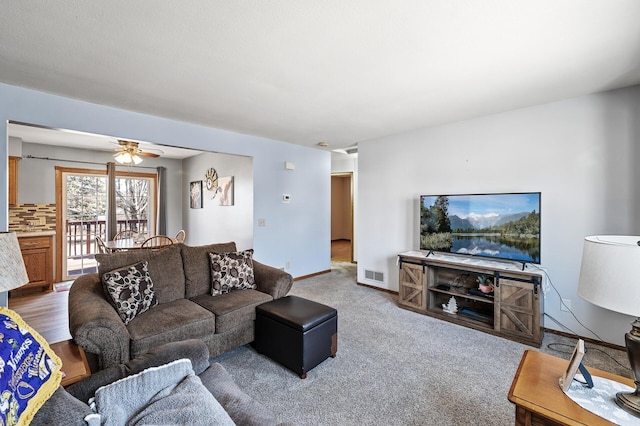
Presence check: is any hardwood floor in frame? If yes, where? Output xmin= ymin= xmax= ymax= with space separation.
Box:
xmin=8 ymin=290 xmax=71 ymax=344
xmin=331 ymin=239 xmax=353 ymax=262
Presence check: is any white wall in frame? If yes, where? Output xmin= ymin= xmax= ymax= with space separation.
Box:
xmin=357 ymin=85 xmax=640 ymax=346
xmin=182 ymin=151 xmax=253 ymax=250
xmin=0 ymin=83 xmax=331 ymax=278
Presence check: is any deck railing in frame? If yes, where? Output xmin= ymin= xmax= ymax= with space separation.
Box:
xmin=66 ymin=219 xmax=149 ymax=256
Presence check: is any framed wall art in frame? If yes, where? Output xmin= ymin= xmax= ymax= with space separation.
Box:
xmin=190 ymin=180 xmax=203 ymax=209
xmin=218 ymin=176 xmax=234 ymax=206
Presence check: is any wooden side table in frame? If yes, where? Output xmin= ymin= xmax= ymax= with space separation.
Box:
xmin=50 ymin=340 xmax=90 ymax=387
xmin=508 ymin=350 xmax=635 ymax=426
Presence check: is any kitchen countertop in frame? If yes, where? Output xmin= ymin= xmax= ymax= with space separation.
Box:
xmin=14 ymin=230 xmax=56 ymax=237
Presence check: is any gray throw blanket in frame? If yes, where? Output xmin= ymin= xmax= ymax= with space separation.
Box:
xmin=86 ymin=359 xmax=235 ymax=425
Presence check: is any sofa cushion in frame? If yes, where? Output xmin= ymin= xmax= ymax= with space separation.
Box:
xmin=96 ymin=245 xmax=186 ymax=304
xmin=209 ymin=249 xmax=256 ymax=296
xmin=181 ymin=242 xmax=238 ymax=299
xmin=126 ymin=299 xmax=216 ymax=359
xmin=102 ymin=261 xmax=158 ymax=325
xmin=33 ymin=387 xmax=94 ymax=426
xmin=191 ymin=290 xmax=272 ymax=333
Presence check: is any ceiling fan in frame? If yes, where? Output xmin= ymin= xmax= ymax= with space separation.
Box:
xmin=113 ymin=140 xmax=163 ymax=165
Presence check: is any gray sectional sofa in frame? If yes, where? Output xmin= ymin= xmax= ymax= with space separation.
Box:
xmin=34 ymin=339 xmax=292 ymax=425
xmin=69 ymin=242 xmax=293 ymax=370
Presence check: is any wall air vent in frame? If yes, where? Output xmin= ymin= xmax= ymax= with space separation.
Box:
xmin=365 ymin=270 xmax=384 ymax=282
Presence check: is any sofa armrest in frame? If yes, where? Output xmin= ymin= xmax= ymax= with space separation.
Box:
xmin=68 ymin=273 xmax=131 ymax=370
xmin=65 ymin=339 xmax=210 ymax=404
xmin=253 ymin=260 xmax=293 ymax=299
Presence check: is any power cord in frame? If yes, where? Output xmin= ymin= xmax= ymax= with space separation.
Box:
xmin=543 ymin=332 xmax=630 ymax=371
xmin=528 ymin=264 xmax=630 ymax=372
xmin=528 ymin=264 xmax=603 ymax=340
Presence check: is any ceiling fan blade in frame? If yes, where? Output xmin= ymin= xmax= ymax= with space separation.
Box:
xmin=139 ymin=151 xmax=160 ymax=158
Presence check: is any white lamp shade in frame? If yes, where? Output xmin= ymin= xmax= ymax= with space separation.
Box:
xmin=577 ymin=235 xmax=640 ymax=317
xmin=0 ymin=232 xmax=29 ymax=292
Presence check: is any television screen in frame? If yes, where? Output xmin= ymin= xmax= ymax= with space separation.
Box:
xmin=420 ymin=192 xmax=541 ymax=264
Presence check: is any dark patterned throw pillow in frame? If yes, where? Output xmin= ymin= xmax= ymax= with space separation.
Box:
xmin=209 ymin=249 xmax=256 ymax=296
xmin=102 ymin=261 xmax=158 ymax=325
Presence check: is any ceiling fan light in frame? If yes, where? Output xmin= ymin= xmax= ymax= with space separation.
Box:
xmin=121 ymin=152 xmax=133 ymax=164
xmin=114 ymin=151 xmax=127 ymax=164
xmin=114 ymin=150 xmax=143 ymax=165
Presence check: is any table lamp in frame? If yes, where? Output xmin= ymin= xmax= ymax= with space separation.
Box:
xmin=0 ymin=232 xmax=29 ymax=306
xmin=577 ymin=235 xmax=640 ymax=416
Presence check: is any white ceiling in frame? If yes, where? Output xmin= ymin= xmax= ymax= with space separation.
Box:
xmin=2 ymin=1 xmax=640 ymax=150
xmin=8 ymin=122 xmax=201 ymax=160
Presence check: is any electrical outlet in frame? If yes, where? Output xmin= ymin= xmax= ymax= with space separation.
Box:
xmin=285 ymin=261 xmax=291 ymax=269
xmin=39 ymin=217 xmax=46 ymax=225
xmin=561 ymin=298 xmax=571 ymax=312
xmin=258 ymin=219 xmax=266 ymax=227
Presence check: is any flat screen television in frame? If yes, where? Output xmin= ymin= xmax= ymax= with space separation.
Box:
xmin=420 ymin=192 xmax=541 ymax=264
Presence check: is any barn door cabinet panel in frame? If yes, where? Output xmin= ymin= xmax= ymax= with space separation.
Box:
xmin=398 ymin=260 xmax=427 ymax=312
xmin=496 ymin=277 xmax=542 ymax=345
xmin=398 ymin=251 xmax=543 ymax=347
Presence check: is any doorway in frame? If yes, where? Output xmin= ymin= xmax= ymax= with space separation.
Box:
xmin=331 ymin=173 xmax=354 ymax=263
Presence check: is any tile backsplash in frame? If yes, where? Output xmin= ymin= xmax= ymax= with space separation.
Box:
xmin=9 ymin=203 xmax=56 ymax=231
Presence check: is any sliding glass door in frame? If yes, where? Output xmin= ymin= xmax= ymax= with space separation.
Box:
xmin=58 ymin=167 xmax=157 ymax=281
xmin=63 ymin=172 xmax=106 ymax=279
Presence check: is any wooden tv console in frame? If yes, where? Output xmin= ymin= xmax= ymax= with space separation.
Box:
xmin=397 ymin=251 xmax=544 ymax=346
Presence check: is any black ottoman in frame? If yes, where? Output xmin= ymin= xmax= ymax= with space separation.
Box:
xmin=255 ymin=295 xmax=337 ymax=379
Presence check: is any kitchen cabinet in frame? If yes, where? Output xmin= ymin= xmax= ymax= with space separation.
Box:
xmin=8 ymin=156 xmax=19 ymax=206
xmin=10 ymin=234 xmax=54 ymax=297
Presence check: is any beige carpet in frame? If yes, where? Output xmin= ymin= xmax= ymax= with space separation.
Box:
xmin=212 ymin=261 xmax=631 ymax=426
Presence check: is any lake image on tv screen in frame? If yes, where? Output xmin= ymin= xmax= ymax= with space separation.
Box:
xmin=420 ymin=193 xmax=541 ymax=263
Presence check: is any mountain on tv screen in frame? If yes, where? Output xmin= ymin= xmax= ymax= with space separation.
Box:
xmin=419 ymin=192 xmax=541 ymax=264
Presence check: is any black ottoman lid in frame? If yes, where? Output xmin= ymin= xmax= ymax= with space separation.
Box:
xmin=257 ymin=296 xmax=337 ymax=332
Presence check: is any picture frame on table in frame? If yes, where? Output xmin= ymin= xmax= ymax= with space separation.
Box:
xmin=559 ymin=339 xmax=586 ymax=392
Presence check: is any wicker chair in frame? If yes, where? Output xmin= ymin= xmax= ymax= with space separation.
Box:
xmin=175 ymin=229 xmax=186 ymax=243
xmin=141 ymin=235 xmax=175 ymax=249
xmin=113 ymin=229 xmax=138 ymax=240
xmin=95 ymin=236 xmax=110 ymax=254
